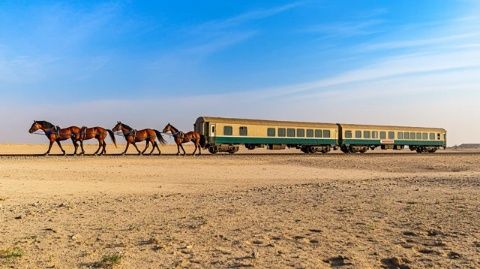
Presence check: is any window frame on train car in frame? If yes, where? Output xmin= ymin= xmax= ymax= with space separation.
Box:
xmin=372 ymin=131 xmax=379 ymax=139
xmin=306 ymin=129 xmax=314 ymax=138
xmin=422 ymin=133 xmax=428 ymax=140
xmin=404 ymin=132 xmax=410 ymax=140
xmin=355 ymin=130 xmax=362 ymax=139
xmin=287 ymin=128 xmax=296 ymax=137
xmin=363 ymin=131 xmax=371 ymax=139
xmin=345 ymin=130 xmax=353 ymax=138
xmin=297 ymin=128 xmax=305 ymax=137
xmin=278 ymin=128 xmax=286 ymax=137
xmin=429 ymin=133 xmax=435 ymax=140
xmin=410 ymin=132 xmax=416 ymax=140
xmin=398 ymin=132 xmax=404 ymax=139
xmin=223 ymin=126 xmax=233 ymax=136
xmin=239 ymin=126 xmax=248 ymax=136
xmin=323 ymin=130 xmax=331 ymax=138
xmin=380 ymin=131 xmax=386 ymax=139
xmin=315 ymin=129 xmax=322 ymax=138
xmin=388 ymin=131 xmax=395 ymax=140
xmin=267 ymin=128 xmax=276 ymax=137
xmin=415 ymin=132 xmax=421 ymax=140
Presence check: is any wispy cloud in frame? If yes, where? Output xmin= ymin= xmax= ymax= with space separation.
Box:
xmin=191 ymin=2 xmax=303 ymax=33
xmin=303 ymin=19 xmax=384 ymax=38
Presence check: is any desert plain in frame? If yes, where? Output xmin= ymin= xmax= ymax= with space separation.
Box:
xmin=0 ymin=144 xmax=479 ymax=268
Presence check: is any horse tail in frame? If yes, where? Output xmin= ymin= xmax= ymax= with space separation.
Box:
xmin=200 ymin=135 xmax=207 ymax=148
xmin=154 ymin=130 xmax=167 ymax=144
xmin=107 ymin=129 xmax=117 ymax=147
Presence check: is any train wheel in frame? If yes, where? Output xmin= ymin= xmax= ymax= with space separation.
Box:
xmin=208 ymin=146 xmax=218 ymax=154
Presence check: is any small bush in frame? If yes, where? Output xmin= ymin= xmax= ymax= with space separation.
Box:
xmin=93 ymin=254 xmax=122 ymax=268
xmin=0 ymin=247 xmax=23 ymax=259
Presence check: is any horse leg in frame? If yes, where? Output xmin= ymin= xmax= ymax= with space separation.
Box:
xmin=57 ymin=141 xmax=66 ymax=155
xmin=80 ymin=140 xmax=86 ymax=155
xmin=149 ymin=141 xmax=156 ymax=155
xmin=102 ymin=141 xmax=107 ymax=155
xmin=94 ymin=139 xmax=102 ymax=155
xmin=45 ymin=140 xmax=54 ymax=156
xmin=156 ymin=142 xmax=162 ymax=155
xmin=198 ymin=141 xmax=202 ymax=156
xmin=122 ymin=143 xmax=130 ymax=155
xmin=142 ymin=140 xmax=150 ymax=155
xmin=180 ymin=144 xmax=187 ymax=156
xmin=176 ymin=143 xmax=181 ymax=155
xmin=72 ymin=140 xmax=78 ymax=155
xmin=133 ymin=143 xmax=142 ymax=155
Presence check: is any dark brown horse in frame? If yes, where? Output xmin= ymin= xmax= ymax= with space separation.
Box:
xmin=78 ymin=127 xmax=117 ymax=155
xmin=162 ymin=123 xmax=205 ymax=156
xmin=112 ymin=122 xmax=166 ymax=155
xmin=28 ymin=120 xmax=82 ymax=155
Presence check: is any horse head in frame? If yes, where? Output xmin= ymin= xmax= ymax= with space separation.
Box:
xmin=29 ymin=120 xmax=43 ymax=133
xmin=113 ymin=121 xmax=123 ymax=132
xmin=162 ymin=123 xmax=172 ymax=133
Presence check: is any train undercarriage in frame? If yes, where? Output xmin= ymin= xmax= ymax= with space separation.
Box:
xmin=206 ymin=143 xmax=440 ymax=154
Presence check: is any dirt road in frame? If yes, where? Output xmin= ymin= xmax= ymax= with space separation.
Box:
xmin=1 ymin=145 xmax=479 ymax=268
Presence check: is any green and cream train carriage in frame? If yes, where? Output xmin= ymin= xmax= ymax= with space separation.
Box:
xmin=194 ymin=116 xmax=447 ymax=154
xmin=338 ymin=124 xmax=447 ymax=153
xmin=194 ymin=116 xmax=338 ymax=154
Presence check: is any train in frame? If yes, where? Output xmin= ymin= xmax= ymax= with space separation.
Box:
xmin=194 ymin=116 xmax=447 ymax=154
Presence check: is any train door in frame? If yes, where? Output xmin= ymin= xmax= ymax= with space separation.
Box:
xmin=210 ymin=124 xmax=216 ymax=137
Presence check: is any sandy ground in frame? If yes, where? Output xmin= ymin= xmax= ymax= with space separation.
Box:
xmin=1 ymin=144 xmax=479 ymax=268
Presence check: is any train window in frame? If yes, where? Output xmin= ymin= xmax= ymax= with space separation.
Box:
xmin=315 ymin=129 xmax=322 ymax=138
xmin=323 ymin=130 xmax=331 ymax=138
xmin=422 ymin=133 xmax=428 ymax=140
xmin=287 ymin=128 xmax=295 ymax=137
xmin=429 ymin=133 xmax=435 ymax=140
xmin=410 ymin=132 xmax=416 ymax=140
xmin=355 ymin=131 xmax=362 ymax=138
xmin=306 ymin=129 xmax=314 ymax=137
xmin=297 ymin=129 xmax=305 ymax=137
xmin=398 ymin=132 xmax=404 ymax=139
xmin=223 ymin=126 xmax=233 ymax=136
xmin=267 ymin=128 xmax=276 ymax=137
xmin=278 ymin=128 xmax=286 ymax=137
xmin=388 ymin=131 xmax=395 ymax=139
xmin=239 ymin=126 xmax=248 ymax=136
xmin=416 ymin=132 xmax=422 ymax=140
xmin=372 ymin=131 xmax=379 ymax=139
xmin=345 ymin=131 xmax=352 ymax=138
xmin=380 ymin=131 xmax=386 ymax=139
xmin=363 ymin=131 xmax=371 ymax=139
xmin=404 ymin=132 xmax=410 ymax=139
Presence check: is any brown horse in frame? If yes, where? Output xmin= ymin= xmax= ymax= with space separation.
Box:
xmin=78 ymin=127 xmax=117 ymax=155
xmin=162 ymin=123 xmax=205 ymax=156
xmin=28 ymin=120 xmax=82 ymax=155
xmin=112 ymin=122 xmax=166 ymax=155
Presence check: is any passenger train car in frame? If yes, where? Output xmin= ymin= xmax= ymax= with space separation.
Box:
xmin=194 ymin=116 xmax=447 ymax=154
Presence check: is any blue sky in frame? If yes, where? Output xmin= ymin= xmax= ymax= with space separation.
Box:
xmin=0 ymin=0 xmax=479 ymax=144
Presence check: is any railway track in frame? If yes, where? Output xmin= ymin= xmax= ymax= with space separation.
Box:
xmin=0 ymin=151 xmax=478 ymax=158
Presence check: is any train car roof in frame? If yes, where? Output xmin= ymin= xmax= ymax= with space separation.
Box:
xmin=196 ymin=117 xmax=446 ymax=132
xmin=196 ymin=116 xmax=338 ymax=128
xmin=338 ymin=123 xmax=446 ymax=132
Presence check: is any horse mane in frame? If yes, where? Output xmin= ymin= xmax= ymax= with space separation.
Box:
xmin=168 ymin=123 xmax=179 ymax=132
xmin=36 ymin=120 xmax=55 ymax=129
xmin=121 ymin=123 xmax=133 ymax=130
